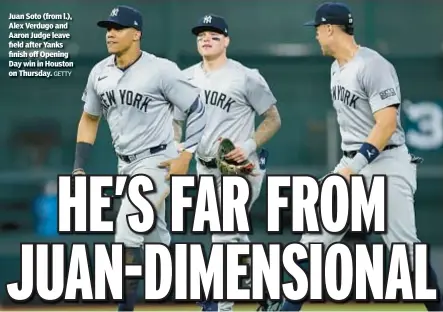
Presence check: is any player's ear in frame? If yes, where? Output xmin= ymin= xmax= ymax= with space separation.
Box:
xmin=224 ymin=36 xmax=230 ymax=48
xmin=133 ymin=30 xmax=141 ymax=41
xmin=329 ymin=25 xmax=338 ymax=36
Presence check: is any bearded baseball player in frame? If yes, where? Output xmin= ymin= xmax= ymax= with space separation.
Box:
xmin=259 ymin=2 xmax=443 ymax=311
xmin=72 ymin=5 xmax=207 ymax=311
xmin=173 ymin=14 xmax=281 ymax=312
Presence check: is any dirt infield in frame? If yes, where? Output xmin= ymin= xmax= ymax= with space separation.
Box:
xmin=0 ymin=302 xmax=427 ymax=311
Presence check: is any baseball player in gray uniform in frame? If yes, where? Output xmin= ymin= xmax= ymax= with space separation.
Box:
xmin=173 ymin=14 xmax=281 ymax=312
xmin=71 ymin=6 xmax=207 ymax=312
xmin=259 ymin=2 xmax=442 ymax=311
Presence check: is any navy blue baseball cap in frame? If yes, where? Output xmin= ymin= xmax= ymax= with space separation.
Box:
xmin=97 ymin=5 xmax=143 ymax=31
xmin=192 ymin=14 xmax=229 ymax=36
xmin=304 ymin=2 xmax=353 ymax=30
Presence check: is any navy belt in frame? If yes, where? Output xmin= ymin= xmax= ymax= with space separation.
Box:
xmin=117 ymin=144 xmax=167 ymax=163
xmin=198 ymin=158 xmax=217 ymax=168
xmin=343 ymin=144 xmax=398 ymax=158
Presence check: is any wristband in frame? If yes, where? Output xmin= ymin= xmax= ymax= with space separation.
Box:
xmin=74 ymin=142 xmax=93 ymax=171
xmin=242 ymin=139 xmax=257 ymax=156
xmin=358 ymin=142 xmax=380 ymax=163
xmin=347 ymin=153 xmax=369 ymax=174
xmin=347 ymin=143 xmax=379 ymax=174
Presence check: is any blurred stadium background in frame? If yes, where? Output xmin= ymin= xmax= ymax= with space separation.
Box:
xmin=1 ymin=0 xmax=442 ymax=310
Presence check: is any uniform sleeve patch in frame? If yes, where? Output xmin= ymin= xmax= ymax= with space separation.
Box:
xmin=379 ymin=88 xmax=396 ymax=100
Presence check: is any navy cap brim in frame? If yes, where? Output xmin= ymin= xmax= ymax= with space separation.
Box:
xmin=97 ymin=20 xmax=139 ymax=30
xmin=192 ymin=25 xmax=226 ymax=36
xmin=98 ymin=20 xmax=124 ymax=28
xmin=303 ymin=20 xmax=319 ymax=26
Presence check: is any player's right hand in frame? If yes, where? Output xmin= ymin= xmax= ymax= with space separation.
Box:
xmin=72 ymin=168 xmax=86 ymax=175
xmin=337 ymin=167 xmax=353 ymax=182
xmin=71 ymin=168 xmax=85 ymax=195
xmin=158 ymin=151 xmax=193 ymax=180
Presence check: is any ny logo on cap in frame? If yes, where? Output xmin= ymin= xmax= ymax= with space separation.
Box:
xmin=348 ymin=13 xmax=353 ymax=24
xmin=203 ymin=15 xmax=212 ymax=23
xmin=110 ymin=8 xmax=119 ymax=17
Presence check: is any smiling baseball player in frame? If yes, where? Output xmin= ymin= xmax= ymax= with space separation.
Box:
xmin=173 ymin=14 xmax=281 ymax=312
xmin=71 ymin=5 xmax=207 ymax=312
xmin=259 ymin=2 xmax=443 ymax=312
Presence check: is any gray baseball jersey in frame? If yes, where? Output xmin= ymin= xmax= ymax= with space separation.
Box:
xmin=174 ymin=59 xmax=276 ymax=159
xmin=330 ymin=46 xmax=406 ymax=151
xmin=300 ymin=47 xmax=421 ymax=278
xmin=82 ymin=51 xmax=200 ymax=155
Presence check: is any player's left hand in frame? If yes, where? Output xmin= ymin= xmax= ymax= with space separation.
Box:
xmin=158 ymin=151 xmax=193 ymax=180
xmin=225 ymin=146 xmax=248 ymax=163
xmin=337 ymin=167 xmax=354 ymax=182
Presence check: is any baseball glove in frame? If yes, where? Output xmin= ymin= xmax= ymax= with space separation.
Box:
xmin=216 ymin=138 xmax=255 ymax=175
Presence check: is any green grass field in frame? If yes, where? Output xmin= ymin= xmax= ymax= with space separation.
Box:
xmin=0 ymin=302 xmax=427 ymax=311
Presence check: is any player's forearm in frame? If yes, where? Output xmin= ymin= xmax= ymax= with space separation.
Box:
xmin=173 ymin=119 xmax=184 ymax=143
xmin=182 ymin=97 xmax=207 ymax=153
xmin=73 ymin=112 xmax=100 ymax=171
xmin=366 ymin=120 xmax=396 ymax=151
xmin=253 ymin=105 xmax=281 ymax=148
xmin=347 ymin=109 xmax=397 ymax=174
xmin=77 ymin=112 xmax=100 ymax=144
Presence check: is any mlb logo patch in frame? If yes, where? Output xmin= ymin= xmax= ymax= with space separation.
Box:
xmin=379 ymin=88 xmax=396 ymax=100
